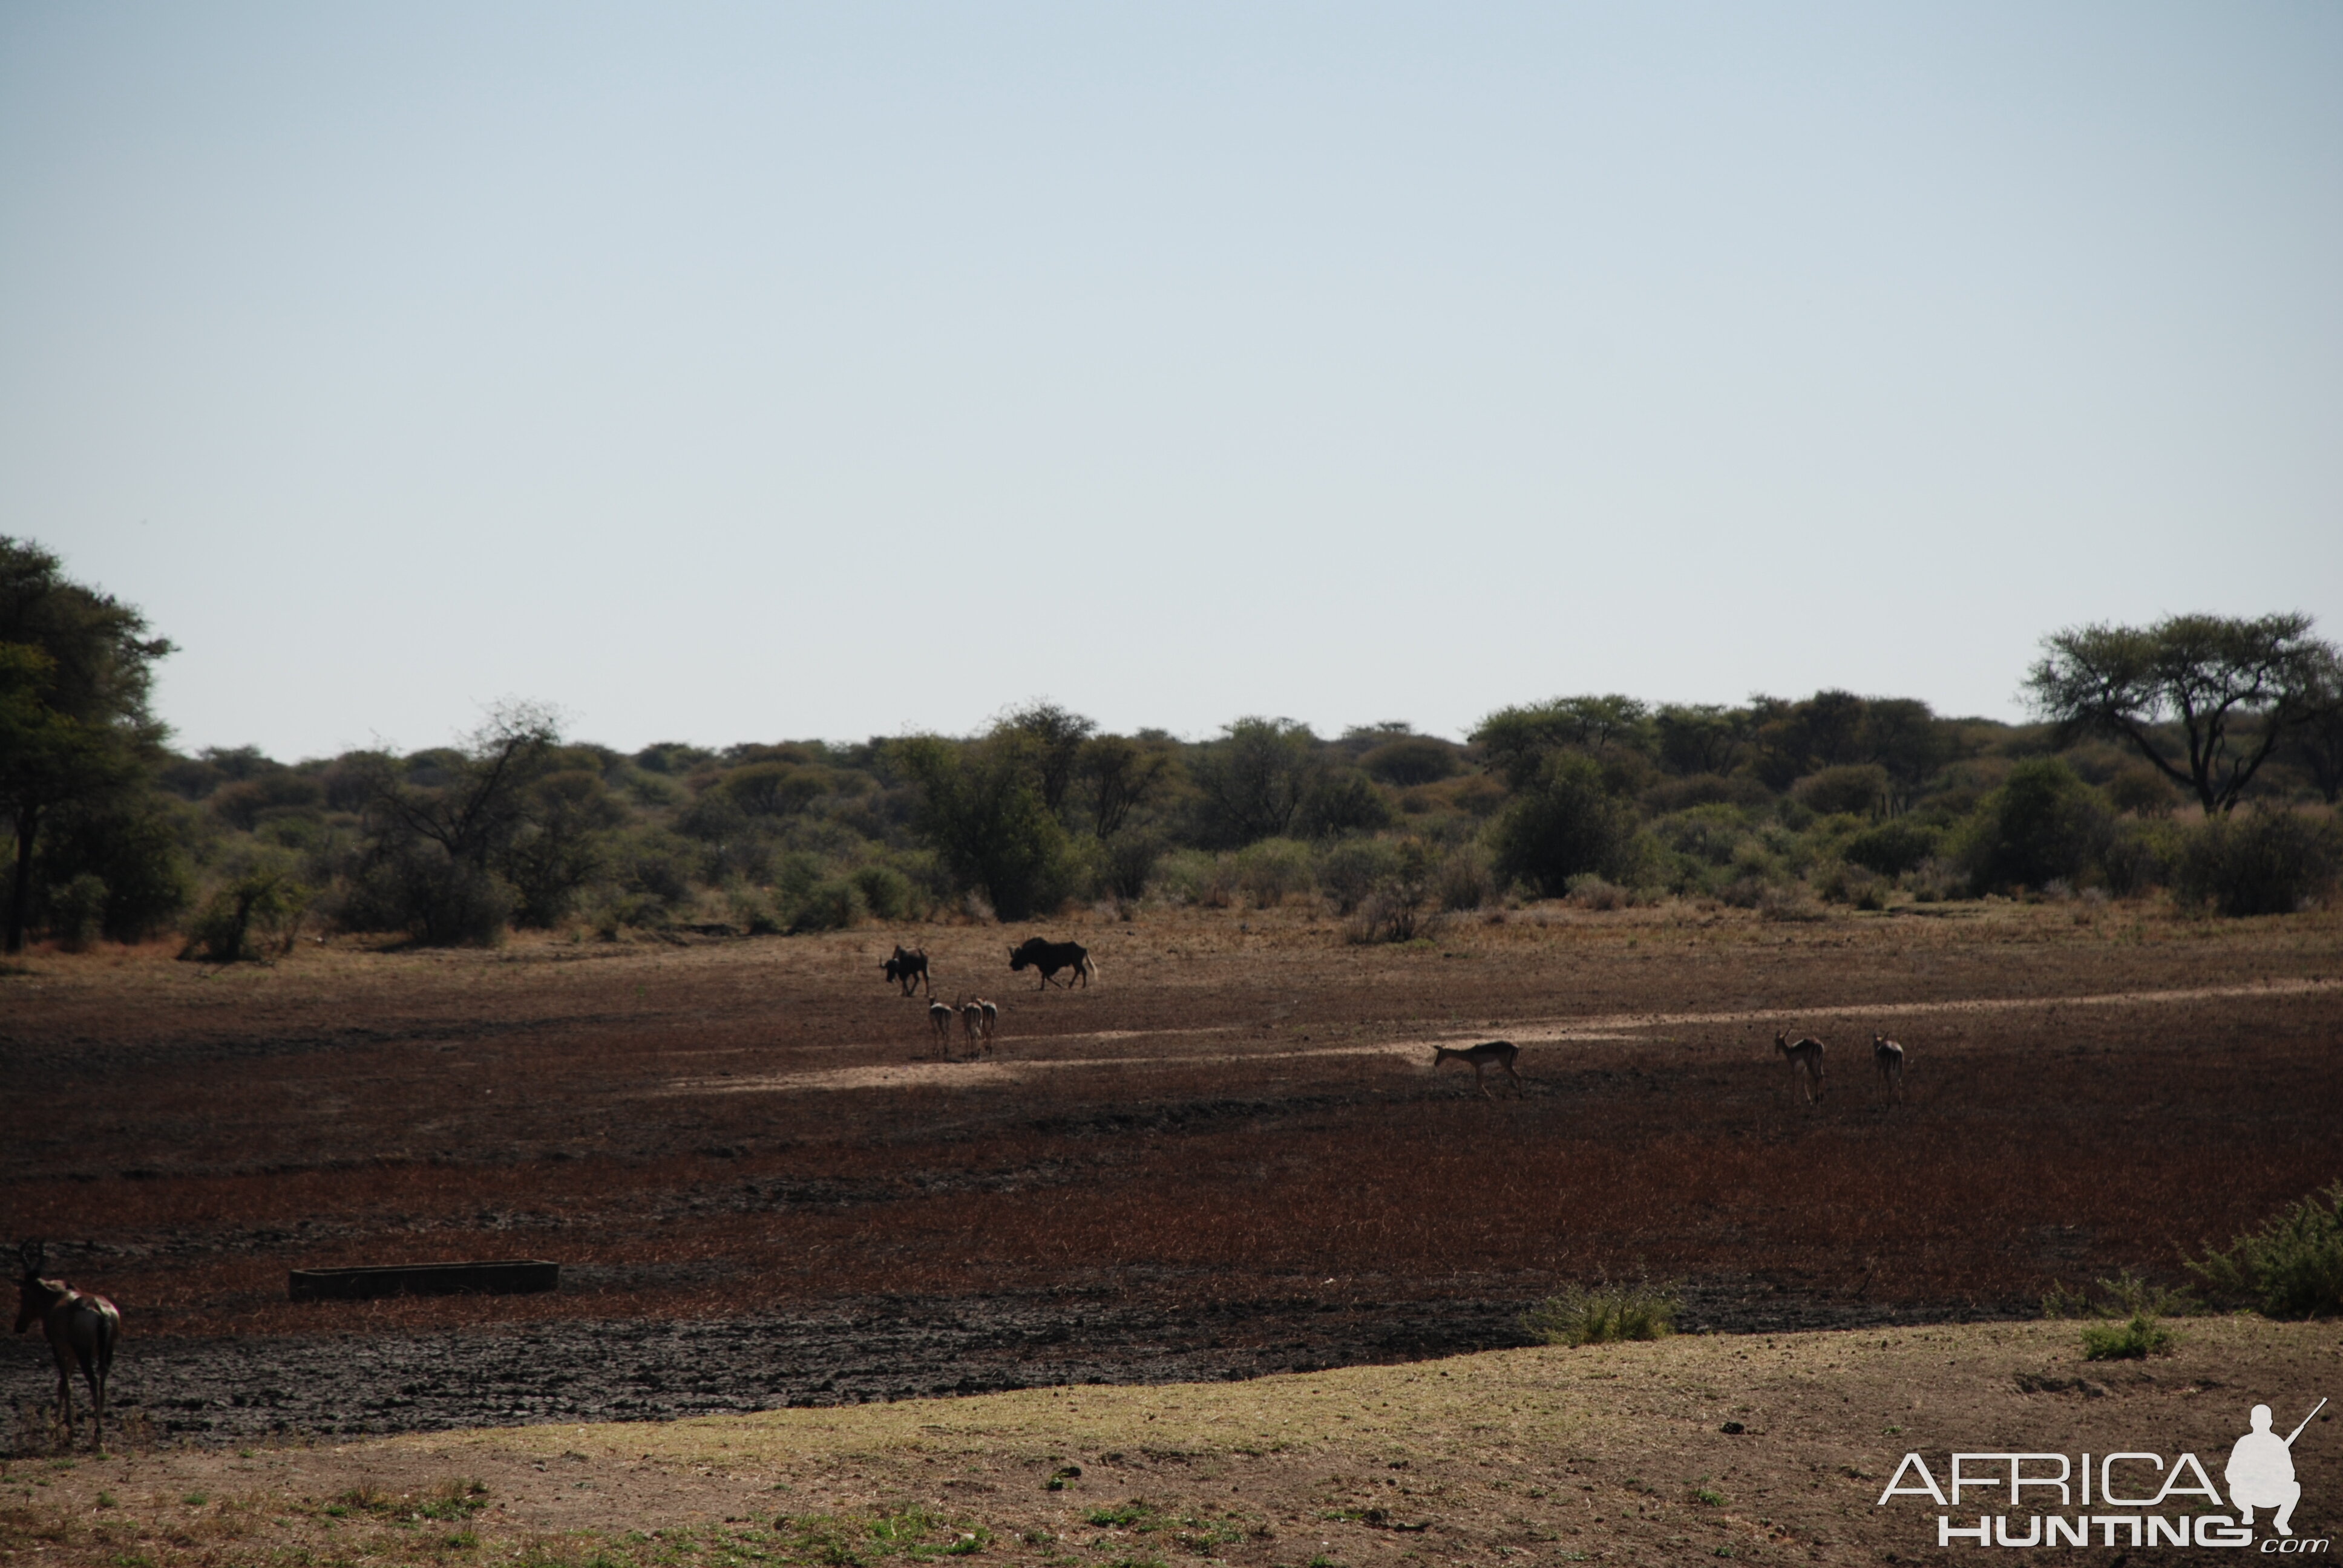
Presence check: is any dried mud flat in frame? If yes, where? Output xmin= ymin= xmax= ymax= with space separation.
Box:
xmin=84 ymin=1287 xmax=2037 ymax=1446
xmin=4 ymin=898 xmax=2339 ymax=1457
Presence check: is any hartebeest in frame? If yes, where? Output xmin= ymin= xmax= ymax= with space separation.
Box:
xmin=1775 ymin=1031 xmax=1826 ymax=1104
xmin=1872 ymin=1033 xmax=1906 ymax=1103
xmin=15 ymin=1241 xmax=119 ymax=1451
xmin=1432 ymin=1040 xmax=1524 ymax=1099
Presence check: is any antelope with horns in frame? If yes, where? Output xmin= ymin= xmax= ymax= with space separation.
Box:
xmin=15 ymin=1241 xmax=120 ymax=1450
xmin=1775 ymin=1031 xmax=1826 ymax=1104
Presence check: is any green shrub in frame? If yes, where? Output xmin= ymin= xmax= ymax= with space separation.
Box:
xmin=787 ymin=878 xmax=862 ymax=934
xmin=1433 ymin=844 xmax=1496 ymax=911
xmin=1490 ymin=754 xmax=1638 ymax=898
xmin=48 ymin=873 xmax=106 ymax=951
xmin=2186 ymin=1180 xmax=2343 ymax=1318
xmin=2174 ymin=808 xmax=2343 ymax=916
xmin=2097 ymin=817 xmax=2177 ymax=898
xmin=848 ymin=864 xmax=918 ymax=923
xmin=1357 ymin=737 xmax=1460 ymax=787
xmin=1295 ymin=768 xmax=1394 ymax=839
xmin=1522 ymin=1281 xmax=1680 ymax=1346
xmin=1953 ymin=758 xmax=2110 ymax=894
xmin=1316 ymin=837 xmax=1400 ymax=915
xmin=338 ymin=846 xmax=505 ymax=946
xmin=1098 ymin=831 xmax=1163 ymax=901
xmin=1234 ymin=837 xmax=1316 ymax=906
xmin=1841 ymin=818 xmax=1942 ymax=877
xmin=2080 ymin=1313 xmax=2175 ymax=1361
xmin=1154 ymin=848 xmax=1237 ymax=907
xmin=180 ymin=858 xmax=312 ymax=962
xmin=2040 ymin=1269 xmax=2198 ymax=1321
xmin=1792 ymin=764 xmax=1888 ymax=818
xmin=1649 ymin=804 xmax=1754 ymax=867
xmin=1815 ymin=860 xmax=1887 ymax=909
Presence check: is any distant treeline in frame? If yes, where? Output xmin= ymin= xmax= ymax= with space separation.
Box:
xmin=4 ymin=532 xmax=2341 ymax=955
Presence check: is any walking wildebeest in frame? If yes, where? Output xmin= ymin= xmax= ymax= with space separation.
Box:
xmin=1008 ymin=936 xmax=1095 ymax=990
xmin=15 ymin=1241 xmax=119 ymax=1451
xmin=882 ymin=945 xmax=931 ymax=997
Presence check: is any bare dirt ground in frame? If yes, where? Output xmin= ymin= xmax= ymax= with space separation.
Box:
xmin=2 ymin=897 xmax=2338 ymax=1465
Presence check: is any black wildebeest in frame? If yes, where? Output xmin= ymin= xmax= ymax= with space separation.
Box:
xmin=1008 ymin=936 xmax=1096 ymax=990
xmin=882 ymin=945 xmax=931 ymax=997
xmin=15 ymin=1241 xmax=120 ymax=1450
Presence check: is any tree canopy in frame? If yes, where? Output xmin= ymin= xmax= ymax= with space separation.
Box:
xmin=2025 ymin=613 xmax=2336 ymax=814
xmin=0 ymin=537 xmax=174 ymax=952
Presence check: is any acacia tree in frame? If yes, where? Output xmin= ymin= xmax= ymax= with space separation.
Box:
xmin=0 ymin=538 xmax=174 ymax=953
xmin=2025 ymin=613 xmax=2335 ymax=814
xmin=2289 ymin=650 xmax=2343 ymax=805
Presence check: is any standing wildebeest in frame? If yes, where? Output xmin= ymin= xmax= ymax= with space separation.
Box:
xmin=15 ymin=1241 xmax=119 ymax=1450
xmin=1008 ymin=937 xmax=1096 ymax=990
xmin=882 ymin=945 xmax=931 ymax=997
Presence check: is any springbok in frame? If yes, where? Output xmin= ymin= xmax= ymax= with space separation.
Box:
xmin=1775 ymin=1031 xmax=1826 ymax=1104
xmin=1872 ymin=1033 xmax=1906 ymax=1103
xmin=928 ymin=999 xmax=955 ymax=1053
xmin=960 ymin=1001 xmax=988 ymax=1052
xmin=1432 ymin=1040 xmax=1524 ymax=1099
xmin=14 ymin=1241 xmax=120 ymax=1451
xmin=972 ymin=998 xmax=998 ymax=1051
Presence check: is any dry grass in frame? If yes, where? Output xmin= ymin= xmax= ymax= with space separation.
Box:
xmin=1 ymin=1316 xmax=2334 ymax=1566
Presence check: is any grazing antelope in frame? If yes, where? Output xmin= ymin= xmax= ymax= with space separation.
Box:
xmin=1775 ymin=1031 xmax=1826 ymax=1104
xmin=883 ymin=946 xmax=932 ymax=997
xmin=1872 ymin=1033 xmax=1906 ymax=1103
xmin=928 ymin=999 xmax=955 ymax=1053
xmin=1432 ymin=1040 xmax=1524 ymax=1099
xmin=975 ymin=998 xmax=998 ymax=1048
xmin=14 ymin=1241 xmax=120 ymax=1451
xmin=960 ymin=1000 xmax=987 ymax=1051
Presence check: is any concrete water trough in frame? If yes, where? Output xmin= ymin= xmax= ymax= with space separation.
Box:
xmin=287 ymin=1259 xmax=560 ymax=1302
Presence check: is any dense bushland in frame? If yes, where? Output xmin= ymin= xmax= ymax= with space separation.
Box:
xmin=8 ymin=557 xmax=2343 ymax=950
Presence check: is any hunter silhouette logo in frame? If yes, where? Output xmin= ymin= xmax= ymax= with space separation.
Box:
xmin=2230 ymin=1399 xmax=2325 ymax=1537
xmin=1875 ymin=1396 xmax=2327 ymax=1550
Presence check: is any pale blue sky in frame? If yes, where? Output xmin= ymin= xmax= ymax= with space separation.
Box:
xmin=4 ymin=2 xmax=2338 ymax=759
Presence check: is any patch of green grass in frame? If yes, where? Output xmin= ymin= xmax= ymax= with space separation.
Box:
xmin=765 ymin=1508 xmax=994 ymax=1565
xmin=2081 ymin=1312 xmax=2177 ymax=1361
xmin=180 ymin=1492 xmax=208 ymax=1508
xmin=419 ymin=1478 xmax=490 ymax=1521
xmin=1521 ymin=1281 xmax=1680 ymax=1347
xmin=1084 ymin=1501 xmax=1156 ymax=1530
xmin=94 ymin=1491 xmax=117 ymax=1509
